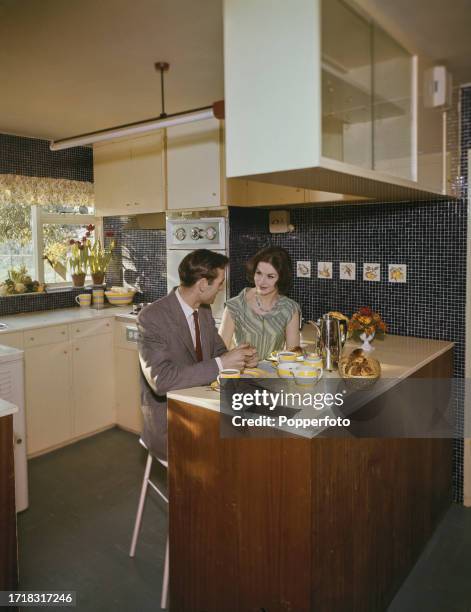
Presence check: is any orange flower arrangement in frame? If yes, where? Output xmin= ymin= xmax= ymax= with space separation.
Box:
xmin=348 ymin=307 xmax=387 ymax=340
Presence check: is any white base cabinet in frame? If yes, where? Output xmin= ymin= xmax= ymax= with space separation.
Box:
xmin=2 ymin=319 xmax=116 ymax=456
xmin=24 ymin=341 xmax=73 ymax=455
xmin=114 ymin=348 xmax=142 ymax=433
xmin=114 ymin=321 xmax=142 ymax=434
xmin=0 ymin=316 xmax=143 ymax=456
xmin=72 ymin=333 xmax=115 ymax=438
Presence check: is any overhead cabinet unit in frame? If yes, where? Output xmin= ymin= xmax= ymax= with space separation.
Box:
xmin=224 ymin=0 xmax=450 ymax=201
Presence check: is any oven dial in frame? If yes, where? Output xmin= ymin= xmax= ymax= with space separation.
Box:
xmin=174 ymin=227 xmax=186 ymax=241
xmin=191 ymin=227 xmax=202 ymax=240
xmin=206 ymin=226 xmax=217 ymax=240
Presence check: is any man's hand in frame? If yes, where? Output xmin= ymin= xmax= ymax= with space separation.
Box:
xmin=244 ymin=350 xmax=259 ymax=368
xmin=221 ymin=344 xmax=256 ymax=370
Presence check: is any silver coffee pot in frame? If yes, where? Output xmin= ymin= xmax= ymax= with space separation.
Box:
xmin=308 ymin=314 xmax=348 ymax=371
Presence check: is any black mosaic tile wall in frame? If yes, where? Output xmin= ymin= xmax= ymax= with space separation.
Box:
xmin=461 ymin=86 xmax=471 ymax=196
xmin=229 ymin=199 xmax=467 ymax=502
xmin=0 ymin=133 xmax=93 ymax=182
xmin=0 ymin=288 xmax=92 ymax=316
xmin=103 ymin=217 xmax=167 ymax=303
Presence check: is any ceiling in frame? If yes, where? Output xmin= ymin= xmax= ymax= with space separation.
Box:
xmin=0 ymin=0 xmax=470 ymax=142
xmin=0 ymin=0 xmax=224 ymax=140
xmin=356 ymin=0 xmax=471 ymax=83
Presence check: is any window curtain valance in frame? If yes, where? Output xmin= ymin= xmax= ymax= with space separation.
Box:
xmin=0 ymin=174 xmax=94 ymax=207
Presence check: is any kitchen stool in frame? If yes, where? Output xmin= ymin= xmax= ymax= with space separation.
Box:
xmin=129 ymin=438 xmax=169 ymax=610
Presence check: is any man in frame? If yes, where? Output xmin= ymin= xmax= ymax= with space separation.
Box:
xmin=137 ymin=249 xmax=257 ymax=460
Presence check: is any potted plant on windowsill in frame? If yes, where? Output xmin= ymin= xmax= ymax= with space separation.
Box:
xmin=68 ymin=238 xmax=88 ymax=287
xmin=86 ymin=225 xmax=115 ymax=285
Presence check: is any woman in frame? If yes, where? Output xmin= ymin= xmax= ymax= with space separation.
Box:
xmin=219 ymin=246 xmax=301 ymax=361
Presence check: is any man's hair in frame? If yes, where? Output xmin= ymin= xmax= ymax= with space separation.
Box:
xmin=246 ymin=246 xmax=293 ymax=295
xmin=179 ymin=249 xmax=229 ymax=287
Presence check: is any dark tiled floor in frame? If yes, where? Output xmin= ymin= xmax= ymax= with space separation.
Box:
xmin=388 ymin=504 xmax=471 ymax=611
xmin=18 ymin=428 xmax=167 ymax=612
xmin=17 ymin=428 xmax=471 ymax=611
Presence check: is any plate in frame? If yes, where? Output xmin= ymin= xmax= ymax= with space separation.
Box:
xmin=267 ymin=351 xmax=304 ymax=363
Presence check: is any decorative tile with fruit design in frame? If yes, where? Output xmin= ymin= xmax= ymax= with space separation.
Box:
xmin=317 ymin=262 xmax=333 ymax=279
xmin=363 ymin=263 xmax=380 ymax=282
xmin=339 ymin=262 xmax=356 ymax=280
xmin=389 ymin=264 xmax=407 ymax=283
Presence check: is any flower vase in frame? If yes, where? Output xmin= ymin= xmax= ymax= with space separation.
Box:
xmin=359 ymin=331 xmax=375 ymax=352
xmin=91 ymin=272 xmax=105 ymax=286
xmin=72 ymin=273 xmax=86 ymax=288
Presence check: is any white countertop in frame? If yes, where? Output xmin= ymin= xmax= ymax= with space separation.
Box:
xmin=0 ymin=305 xmax=134 ymax=333
xmin=0 ymin=398 xmax=18 ymax=418
xmin=167 ymin=334 xmax=454 ymax=413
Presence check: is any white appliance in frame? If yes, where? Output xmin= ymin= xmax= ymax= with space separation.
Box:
xmin=0 ymin=345 xmax=28 ymax=512
xmin=424 ymin=66 xmax=453 ymax=109
xmin=166 ymin=216 xmax=229 ymax=323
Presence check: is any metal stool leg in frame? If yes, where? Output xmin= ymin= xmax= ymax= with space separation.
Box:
xmin=129 ymin=452 xmax=153 ymax=557
xmin=161 ymin=536 xmax=169 ymax=609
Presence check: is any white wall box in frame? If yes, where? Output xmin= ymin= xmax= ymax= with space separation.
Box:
xmin=224 ymin=0 xmax=452 ymax=201
xmin=94 ymin=132 xmax=166 ymax=216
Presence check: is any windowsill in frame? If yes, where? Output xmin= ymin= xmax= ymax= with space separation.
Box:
xmin=0 ymin=286 xmax=92 ymax=298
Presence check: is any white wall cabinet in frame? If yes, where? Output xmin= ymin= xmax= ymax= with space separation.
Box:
xmin=94 ymin=132 xmax=166 ymax=216
xmin=167 ymin=119 xmax=222 ymax=210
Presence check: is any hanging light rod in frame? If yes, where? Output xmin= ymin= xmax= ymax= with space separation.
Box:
xmin=49 ymin=102 xmax=224 ymax=151
xmin=49 ymin=62 xmax=225 ymax=151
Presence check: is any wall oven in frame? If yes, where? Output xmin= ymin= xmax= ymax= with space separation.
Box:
xmin=166 ymin=216 xmax=228 ymax=324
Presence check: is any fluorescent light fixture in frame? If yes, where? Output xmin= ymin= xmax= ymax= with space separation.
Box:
xmin=50 ymin=101 xmax=225 ymax=151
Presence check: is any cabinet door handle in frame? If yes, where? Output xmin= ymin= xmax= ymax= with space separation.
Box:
xmin=75 ymin=347 xmax=79 ymax=352
xmin=61 ymin=331 xmax=66 ymax=335
xmin=134 ymin=202 xmax=139 ymax=206
xmin=63 ymin=350 xmax=68 ymax=354
xmin=76 ymin=329 xmax=80 ymax=333
xmin=106 ymin=323 xmax=110 ymax=327
xmin=29 ymin=337 xmax=34 ymax=341
xmin=126 ymin=203 xmax=131 ymax=207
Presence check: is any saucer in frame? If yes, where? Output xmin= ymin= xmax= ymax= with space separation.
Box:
xmin=210 ymin=367 xmax=269 ymax=392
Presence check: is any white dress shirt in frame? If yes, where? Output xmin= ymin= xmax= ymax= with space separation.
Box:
xmin=176 ymin=288 xmax=222 ymax=371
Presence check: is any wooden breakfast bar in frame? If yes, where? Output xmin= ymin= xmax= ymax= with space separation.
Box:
xmin=167 ymin=336 xmax=454 ymax=612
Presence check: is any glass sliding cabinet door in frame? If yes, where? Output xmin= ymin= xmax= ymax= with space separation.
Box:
xmin=321 ymin=0 xmax=414 ymax=180
xmin=321 ymin=0 xmax=373 ymax=169
xmin=372 ymin=25 xmax=413 ymax=180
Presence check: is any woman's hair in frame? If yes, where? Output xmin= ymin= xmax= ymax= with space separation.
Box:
xmin=246 ymin=246 xmax=293 ymax=295
xmin=179 ymin=249 xmax=229 ymax=287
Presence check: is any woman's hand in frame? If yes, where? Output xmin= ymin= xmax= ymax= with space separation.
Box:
xmin=285 ymin=310 xmax=301 ymax=351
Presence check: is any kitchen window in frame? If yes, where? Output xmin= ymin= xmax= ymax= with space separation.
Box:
xmin=0 ymin=202 xmax=100 ymax=287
